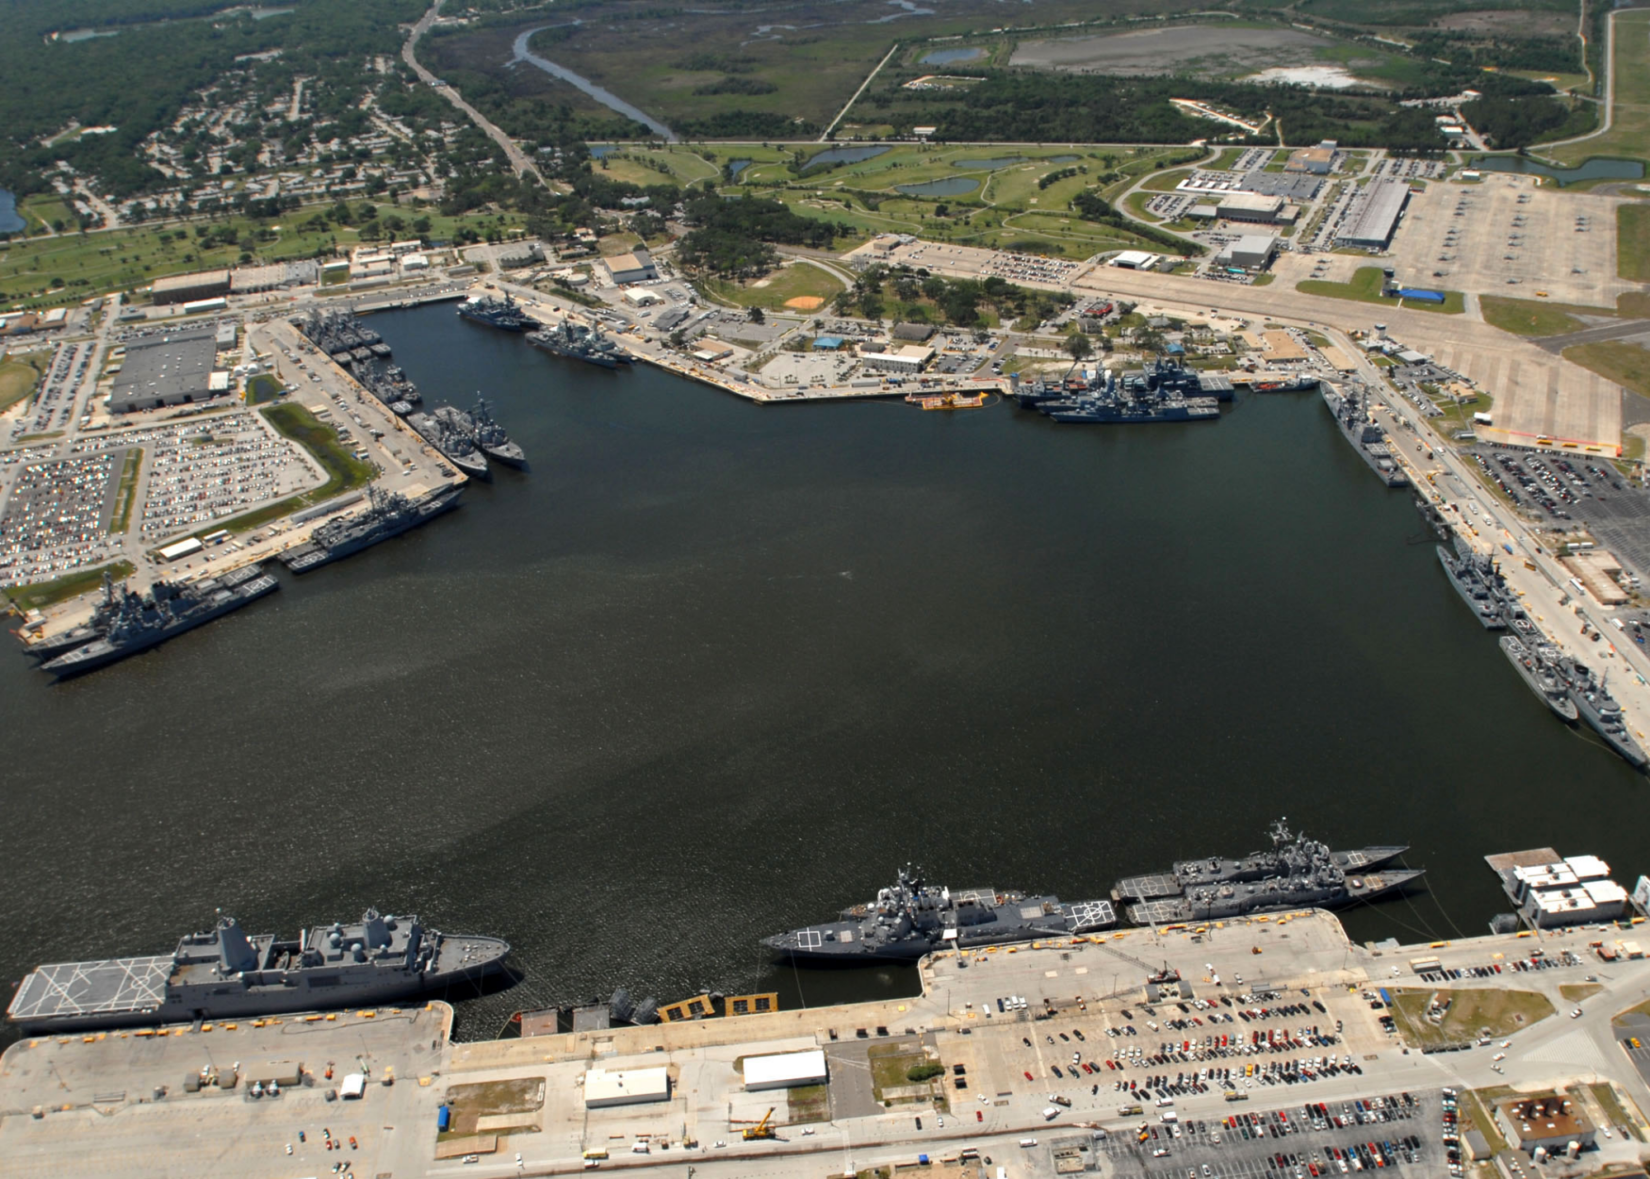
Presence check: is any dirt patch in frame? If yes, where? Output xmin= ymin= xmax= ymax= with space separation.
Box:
xmin=440 ymin=1077 xmax=545 ymax=1139
xmin=1010 ymin=25 xmax=1333 ymax=75
xmin=785 ymin=295 xmax=826 ymax=309
xmin=1434 ymin=11 xmax=1573 ymax=38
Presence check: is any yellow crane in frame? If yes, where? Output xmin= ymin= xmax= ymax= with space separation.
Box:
xmin=742 ymin=1108 xmax=776 ymax=1140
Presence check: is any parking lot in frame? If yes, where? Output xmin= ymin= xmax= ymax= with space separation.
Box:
xmin=1092 ymin=1089 xmax=1448 ymax=1178
xmin=1389 ymin=176 xmax=1629 ymax=307
xmin=1465 ymin=442 xmax=1650 ymax=576
xmin=11 ymin=341 xmax=91 ymax=440
xmin=0 ymin=449 xmax=125 ymax=582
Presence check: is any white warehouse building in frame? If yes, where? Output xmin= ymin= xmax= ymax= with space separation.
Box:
xmin=584 ymin=1066 xmax=671 ymax=1108
xmin=742 ymin=1049 xmax=828 ymax=1091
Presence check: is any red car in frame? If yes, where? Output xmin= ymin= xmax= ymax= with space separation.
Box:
xmin=1024 ymin=1071 xmax=1034 ymax=1081
xmin=975 ymin=1111 xmax=983 ymax=1123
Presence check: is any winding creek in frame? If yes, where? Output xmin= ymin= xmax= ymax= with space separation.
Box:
xmin=512 ymin=27 xmax=677 ymax=142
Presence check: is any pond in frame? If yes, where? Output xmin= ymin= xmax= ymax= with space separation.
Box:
xmin=1047 ymin=155 xmax=1081 ymax=164
xmin=725 ymin=159 xmax=753 ymax=179
xmin=588 ymin=145 xmax=618 ymax=159
xmin=0 ymin=190 xmax=23 ymax=236
xmin=896 ymin=177 xmax=980 ymax=197
xmin=801 ymin=145 xmax=891 ymax=172
xmin=951 ymin=157 xmax=1027 ymax=170
xmin=921 ymin=47 xmax=985 ymax=65
xmin=1471 ymin=155 xmax=1645 ymax=186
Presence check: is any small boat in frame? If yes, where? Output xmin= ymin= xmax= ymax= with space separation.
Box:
xmin=908 ymin=391 xmax=987 ymax=411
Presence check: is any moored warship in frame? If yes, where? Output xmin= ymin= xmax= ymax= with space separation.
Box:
xmin=458 ymin=291 xmax=539 ymax=333
xmin=1251 ymin=374 xmax=1320 ymax=393
xmin=1022 ymin=359 xmax=1221 ymax=425
xmin=1499 ymin=636 xmax=1579 ymax=722
xmin=16 ymin=570 xmax=122 ymax=660
xmin=762 ymin=869 xmax=1116 ymax=962
xmin=7 ymin=908 xmax=511 ymax=1032
xmin=434 ymin=395 xmax=526 ymax=468
xmin=1556 ymin=657 xmax=1649 ymax=770
xmin=1437 ymin=536 xmax=1508 ymax=629
xmin=407 ymin=411 xmax=490 ymax=479
xmin=1113 ymin=820 xmax=1422 ymax=924
xmin=279 ymin=485 xmax=463 ymax=574
xmin=528 ymin=318 xmax=632 ymax=369
xmin=39 ymin=567 xmax=279 ymax=678
xmin=1323 ymin=384 xmax=1408 ymax=487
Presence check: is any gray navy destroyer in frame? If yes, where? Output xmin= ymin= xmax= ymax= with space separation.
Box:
xmin=1014 ymin=357 xmax=1223 ymax=424
xmin=528 ymin=318 xmax=632 ymax=369
xmin=1437 ymin=535 xmax=1508 ymax=630
xmin=6 ymin=909 xmax=510 ymax=1032
xmin=434 ymin=395 xmax=526 ymax=468
xmin=408 ymin=410 xmax=490 ymax=479
xmin=1556 ymin=656 xmax=1649 ymax=770
xmin=38 ymin=566 xmax=279 ymax=678
xmin=1323 ymin=384 xmax=1408 ymax=487
xmin=1500 ymin=636 xmax=1579 ymax=722
xmin=1113 ymin=821 xmax=1422 ymax=925
xmin=762 ymin=869 xmax=1117 ymax=962
xmin=279 ymin=485 xmax=463 ymax=574
xmin=457 ymin=292 xmax=539 ymax=333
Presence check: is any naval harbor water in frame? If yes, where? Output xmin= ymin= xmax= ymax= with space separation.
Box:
xmin=1 ymin=302 xmax=1644 ymax=1042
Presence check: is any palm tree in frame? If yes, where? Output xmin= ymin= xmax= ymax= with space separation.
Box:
xmin=1064 ymin=332 xmax=1094 ymax=378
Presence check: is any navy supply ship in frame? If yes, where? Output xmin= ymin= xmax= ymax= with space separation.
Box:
xmin=1500 ymin=636 xmax=1579 ymax=722
xmin=434 ymin=396 xmax=526 ymax=468
xmin=279 ymin=485 xmax=462 ymax=574
xmin=762 ymin=869 xmax=1116 ymax=962
xmin=1556 ymin=657 xmax=1649 ymax=770
xmin=1437 ymin=536 xmax=1509 ymax=629
xmin=407 ymin=411 xmax=490 ymax=479
xmin=39 ymin=566 xmax=279 ymax=679
xmin=528 ymin=318 xmax=633 ymax=369
xmin=458 ymin=291 xmax=539 ymax=333
xmin=1323 ymin=384 xmax=1408 ymax=487
xmin=1113 ymin=820 xmax=1422 ymax=924
xmin=7 ymin=908 xmax=511 ymax=1032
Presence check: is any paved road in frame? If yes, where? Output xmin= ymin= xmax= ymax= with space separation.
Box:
xmin=402 ymin=0 xmax=543 ymax=183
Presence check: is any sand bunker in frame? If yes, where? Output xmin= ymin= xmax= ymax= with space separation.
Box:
xmin=785 ymin=296 xmax=826 ymax=310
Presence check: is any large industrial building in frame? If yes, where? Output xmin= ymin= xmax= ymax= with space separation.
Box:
xmin=1215 ymin=234 xmax=1278 ymax=271
xmin=1508 ymin=854 xmax=1629 ymax=928
xmin=1215 ymin=192 xmax=1292 ymax=225
xmin=108 ymin=325 xmax=224 ymax=413
xmin=150 ymin=269 xmax=231 ymax=306
xmin=1335 ymin=178 xmax=1410 ymax=250
xmin=741 ymin=1049 xmax=828 ymax=1091
xmin=603 ymin=248 xmax=659 ymax=285
xmin=1495 ymin=1094 xmax=1596 ymax=1156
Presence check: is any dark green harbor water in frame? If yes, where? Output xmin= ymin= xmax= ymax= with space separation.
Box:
xmin=2 ymin=304 xmax=1642 ymax=1040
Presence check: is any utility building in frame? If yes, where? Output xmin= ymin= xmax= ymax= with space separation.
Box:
xmin=583 ymin=1067 xmax=670 ymax=1108
xmin=742 ymin=1049 xmax=828 ymax=1091
xmin=151 ymin=270 xmax=231 ymax=306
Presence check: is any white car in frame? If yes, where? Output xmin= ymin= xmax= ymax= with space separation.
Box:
xmin=1571 ymin=1008 xmax=1584 ymax=1018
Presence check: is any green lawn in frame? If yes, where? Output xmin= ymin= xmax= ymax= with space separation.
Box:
xmin=0 ymin=355 xmax=42 ymax=412
xmin=5 ymin=560 xmax=135 ymax=611
xmin=109 ymin=448 xmax=142 ymax=535
xmin=1621 ymin=204 xmax=1650 ymax=282
xmin=1295 ymin=267 xmax=1464 ymax=314
xmin=1565 ymin=340 xmax=1650 ymax=399
xmin=1549 ymin=7 xmax=1650 ymax=166
xmin=1480 ymin=295 xmax=1615 ymax=337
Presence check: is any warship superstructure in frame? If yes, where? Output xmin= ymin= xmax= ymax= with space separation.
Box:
xmin=16 ymin=570 xmax=123 ymax=660
xmin=434 ymin=396 xmax=526 ymax=468
xmin=7 ymin=908 xmax=511 ymax=1031
xmin=298 ymin=309 xmax=392 ymax=365
xmin=528 ymin=318 xmax=632 ymax=369
xmin=458 ymin=292 xmax=539 ymax=333
xmin=1556 ymin=657 xmax=1649 ymax=770
xmin=279 ymin=485 xmax=463 ymax=574
xmin=1113 ymin=821 xmax=1422 ymax=924
xmin=358 ymin=362 xmax=423 ymax=416
xmin=407 ymin=411 xmax=490 ymax=479
xmin=1437 ymin=536 xmax=1509 ymax=630
xmin=762 ymin=869 xmax=1116 ymax=962
xmin=39 ymin=567 xmax=279 ymax=678
xmin=1500 ymin=636 xmax=1580 ymax=722
xmin=1323 ymin=384 xmax=1408 ymax=487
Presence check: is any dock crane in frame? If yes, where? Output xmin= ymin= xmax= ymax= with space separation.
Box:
xmin=741 ymin=1108 xmax=776 ymax=1140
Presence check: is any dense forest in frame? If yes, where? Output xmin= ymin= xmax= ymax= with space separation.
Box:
xmin=676 ymin=193 xmax=844 ymax=275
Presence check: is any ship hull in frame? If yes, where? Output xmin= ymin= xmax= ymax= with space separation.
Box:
xmin=1323 ymin=388 xmax=1409 ymax=488
xmin=42 ymin=577 xmax=280 ymax=679
xmin=1499 ymin=636 xmax=1579 ymax=722
xmin=1437 ymin=547 xmax=1506 ymax=629
xmin=281 ymin=489 xmax=462 ymax=574
xmin=483 ymin=443 xmax=527 ymax=468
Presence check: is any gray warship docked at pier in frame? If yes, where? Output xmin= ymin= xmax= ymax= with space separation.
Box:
xmin=6 ymin=908 xmax=511 ymax=1032
xmin=298 ymin=308 xmax=392 ymax=365
xmin=762 ymin=869 xmax=1116 ymax=962
xmin=434 ymin=396 xmax=526 ymax=468
xmin=1500 ymin=636 xmax=1580 ymax=722
xmin=1557 ymin=656 xmax=1649 ymax=770
xmin=408 ymin=410 xmax=490 ymax=479
xmin=1437 ymin=535 xmax=1509 ymax=630
xmin=1323 ymin=384 xmax=1408 ymax=487
xmin=458 ymin=292 xmax=539 ymax=333
xmin=1113 ymin=821 xmax=1422 ymax=925
xmin=38 ymin=566 xmax=279 ymax=679
xmin=528 ymin=318 xmax=633 ymax=369
xmin=279 ymin=485 xmax=463 ymax=574
xmin=1015 ymin=358 xmax=1222 ymax=425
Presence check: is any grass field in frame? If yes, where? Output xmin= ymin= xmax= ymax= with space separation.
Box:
xmin=703 ymin=261 xmax=845 ymax=311
xmin=5 ymin=560 xmax=135 ymax=611
xmin=1480 ymin=295 xmax=1615 ymax=337
xmin=1560 ymin=983 xmax=1604 ymax=1002
xmin=1550 ymin=7 xmax=1650 ymax=167
xmin=1296 ymin=267 xmax=1464 ymax=315
xmin=786 ymin=1083 xmax=830 ymax=1124
xmin=1565 ymin=341 xmax=1650 ymax=399
xmin=0 ymin=355 xmax=42 ymax=412
xmin=1388 ymin=988 xmax=1555 ymax=1048
xmin=109 ymin=448 xmax=142 ymax=535
xmin=0 ymin=204 xmax=523 ymax=311
xmin=1621 ymin=204 xmax=1650 ymax=282
xmin=1591 ymin=1082 xmax=1644 ymax=1139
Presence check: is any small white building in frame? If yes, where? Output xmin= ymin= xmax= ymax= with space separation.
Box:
xmin=858 ymin=343 xmax=933 ymax=374
xmin=400 ymin=253 xmax=430 ymax=272
xmin=584 ymin=1067 xmax=670 ymax=1108
xmin=742 ymin=1049 xmax=828 ymax=1091
xmin=622 ymin=287 xmax=663 ymax=307
xmin=158 ymin=537 xmax=204 ymax=562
